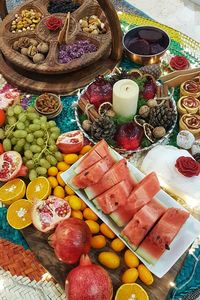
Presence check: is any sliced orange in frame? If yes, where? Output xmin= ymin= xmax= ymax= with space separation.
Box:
xmin=0 ymin=179 xmax=26 ymax=206
xmin=26 ymin=176 xmax=51 ymax=201
xmin=7 ymin=199 xmax=33 ymax=229
xmin=115 ymin=283 xmax=149 ymax=300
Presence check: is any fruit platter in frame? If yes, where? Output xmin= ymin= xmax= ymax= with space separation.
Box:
xmin=75 ymin=70 xmax=177 ymax=154
xmin=1 ymin=1 xmax=200 ymax=300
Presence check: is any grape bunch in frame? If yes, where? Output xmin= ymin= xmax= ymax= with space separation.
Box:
xmin=0 ymin=105 xmax=63 ymax=181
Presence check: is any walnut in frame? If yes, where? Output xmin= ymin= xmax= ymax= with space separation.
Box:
xmin=27 ymin=45 xmax=38 ymax=57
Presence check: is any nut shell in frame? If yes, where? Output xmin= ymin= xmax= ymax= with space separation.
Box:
xmin=139 ymin=105 xmax=150 ymax=118
xmin=33 ymin=53 xmax=45 ymax=64
xmin=37 ymin=42 xmax=49 ymax=54
xmin=27 ymin=45 xmax=38 ymax=57
xmin=153 ymin=126 xmax=166 ymax=139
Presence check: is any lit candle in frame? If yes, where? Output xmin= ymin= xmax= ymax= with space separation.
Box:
xmin=113 ymin=79 xmax=139 ymax=117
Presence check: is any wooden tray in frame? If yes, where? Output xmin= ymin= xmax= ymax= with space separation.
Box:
xmin=22 ymin=225 xmax=186 ymax=299
xmin=0 ymin=0 xmax=112 ymax=74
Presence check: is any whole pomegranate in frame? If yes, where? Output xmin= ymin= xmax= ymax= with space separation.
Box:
xmin=51 ymin=218 xmax=91 ymax=264
xmin=66 ymin=254 xmax=113 ymax=300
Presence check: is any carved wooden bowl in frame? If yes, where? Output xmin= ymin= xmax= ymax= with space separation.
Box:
xmin=0 ymin=0 xmax=112 ymax=74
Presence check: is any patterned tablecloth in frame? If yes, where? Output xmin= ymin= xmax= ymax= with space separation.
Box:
xmin=0 ymin=1 xmax=200 ymax=300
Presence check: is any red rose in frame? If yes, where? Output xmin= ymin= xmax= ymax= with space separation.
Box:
xmin=175 ymin=156 xmax=200 ymax=177
xmin=46 ymin=16 xmax=63 ymax=31
xmin=170 ymin=56 xmax=189 ymax=70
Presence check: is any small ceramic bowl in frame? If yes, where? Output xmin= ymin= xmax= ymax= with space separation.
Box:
xmin=35 ymin=93 xmax=61 ymax=115
xmin=123 ymin=25 xmax=170 ymax=65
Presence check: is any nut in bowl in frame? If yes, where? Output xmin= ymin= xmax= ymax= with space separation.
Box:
xmin=35 ymin=93 xmax=62 ymax=117
xmin=123 ymin=26 xmax=170 ymax=65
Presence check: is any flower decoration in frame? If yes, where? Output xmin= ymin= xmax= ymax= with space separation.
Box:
xmin=175 ymin=156 xmax=200 ymax=177
xmin=46 ymin=16 xmax=63 ymax=31
xmin=170 ymin=56 xmax=189 ymax=70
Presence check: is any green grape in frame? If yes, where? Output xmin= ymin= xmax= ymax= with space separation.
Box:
xmin=50 ymin=127 xmax=60 ymax=134
xmin=24 ymin=143 xmax=31 ymax=151
xmin=40 ymin=123 xmax=47 ymax=130
xmin=26 ymin=133 xmax=34 ymax=143
xmin=46 ymin=155 xmax=57 ymax=166
xmin=48 ymin=120 xmax=56 ymax=127
xmin=26 ymin=160 xmax=35 ymax=169
xmin=11 ymin=137 xmax=17 ymax=145
xmin=13 ymin=130 xmax=27 ymax=138
xmin=48 ymin=138 xmax=56 ymax=145
xmin=30 ymin=145 xmax=42 ymax=153
xmin=55 ymin=151 xmax=63 ymax=162
xmin=23 ymin=157 xmax=28 ymax=164
xmin=48 ymin=144 xmax=57 ymax=153
xmin=0 ymin=128 xmax=5 ymax=140
xmin=50 ymin=132 xmax=60 ymax=140
xmin=29 ymin=169 xmax=37 ymax=181
xmin=40 ymin=116 xmax=47 ymax=123
xmin=3 ymin=138 xmax=12 ymax=151
xmin=14 ymin=145 xmax=22 ymax=152
xmin=39 ymin=158 xmax=51 ymax=169
xmin=27 ymin=107 xmax=35 ymax=113
xmin=32 ymin=119 xmax=40 ymax=125
xmin=33 ymin=153 xmax=40 ymax=160
xmin=13 ymin=105 xmax=23 ymax=115
xmin=29 ymin=124 xmax=40 ymax=131
xmin=33 ymin=130 xmax=44 ymax=138
xmin=16 ymin=122 xmax=25 ymax=130
xmin=36 ymin=138 xmax=44 ymax=146
xmin=24 ymin=150 xmax=33 ymax=159
xmin=18 ymin=112 xmax=26 ymax=122
xmin=17 ymin=138 xmax=26 ymax=147
xmin=27 ymin=112 xmax=39 ymax=120
xmin=25 ymin=120 xmax=30 ymax=127
xmin=7 ymin=107 xmax=14 ymax=117
xmin=8 ymin=116 xmax=17 ymax=125
xmin=36 ymin=166 xmax=47 ymax=175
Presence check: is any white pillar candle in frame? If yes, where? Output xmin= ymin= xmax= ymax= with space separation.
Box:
xmin=113 ymin=79 xmax=139 ymax=118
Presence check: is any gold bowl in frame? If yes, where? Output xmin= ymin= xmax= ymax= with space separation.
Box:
xmin=123 ymin=25 xmax=170 ymax=65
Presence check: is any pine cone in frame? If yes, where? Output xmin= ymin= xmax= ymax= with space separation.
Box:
xmin=140 ymin=64 xmax=161 ymax=80
xmin=91 ymin=116 xmax=116 ymax=142
xmin=149 ymin=103 xmax=176 ymax=130
xmin=193 ymin=153 xmax=200 ymax=163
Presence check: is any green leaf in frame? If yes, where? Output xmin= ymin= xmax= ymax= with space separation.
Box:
xmin=112 ymin=114 xmax=133 ymax=125
xmin=79 ymin=114 xmax=88 ymax=124
xmin=141 ymin=137 xmax=152 ymax=148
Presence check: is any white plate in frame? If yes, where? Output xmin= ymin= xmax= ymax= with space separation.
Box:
xmin=61 ymin=148 xmax=200 ymax=278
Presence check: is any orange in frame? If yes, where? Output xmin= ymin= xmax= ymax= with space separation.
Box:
xmin=48 ymin=166 xmax=58 ymax=176
xmin=138 ymin=264 xmax=154 ymax=286
xmin=65 ymin=184 xmax=75 ymax=195
xmin=64 ymin=195 xmax=71 ymax=202
xmin=85 ymin=220 xmax=99 ymax=234
xmin=63 ymin=154 xmax=79 ymax=165
xmin=91 ymin=235 xmax=106 ymax=249
xmin=100 ymin=223 xmax=115 ymax=239
xmin=83 ymin=208 xmax=98 ymax=221
xmin=53 ymin=186 xmax=65 ymax=198
xmin=115 ymin=283 xmax=149 ymax=300
xmin=68 ymin=195 xmax=82 ymax=210
xmin=57 ymin=172 xmax=66 ymax=187
xmin=98 ymin=252 xmax=120 ymax=269
xmin=111 ymin=238 xmax=125 ymax=252
xmin=48 ymin=176 xmax=58 ymax=188
xmin=0 ymin=179 xmax=26 ymax=206
xmin=71 ymin=210 xmax=83 ymax=219
xmin=80 ymin=145 xmax=92 ymax=155
xmin=80 ymin=199 xmax=87 ymax=210
xmin=26 ymin=177 xmax=51 ymax=201
xmin=57 ymin=161 xmax=70 ymax=172
xmin=7 ymin=199 xmax=33 ymax=229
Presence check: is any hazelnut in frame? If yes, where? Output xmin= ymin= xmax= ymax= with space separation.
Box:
xmin=147 ymin=99 xmax=158 ymax=108
xmin=139 ymin=105 xmax=150 ymax=118
xmin=33 ymin=53 xmax=45 ymax=63
xmin=153 ymin=126 xmax=166 ymax=139
xmin=21 ymin=47 xmax=28 ymax=55
xmin=37 ymin=42 xmax=49 ymax=54
xmin=82 ymin=120 xmax=92 ymax=131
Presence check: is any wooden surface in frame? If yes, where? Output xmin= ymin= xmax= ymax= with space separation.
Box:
xmin=0 ymin=51 xmax=119 ymax=94
xmin=0 ymin=0 xmax=8 ymax=20
xmin=22 ymin=225 xmax=187 ymax=299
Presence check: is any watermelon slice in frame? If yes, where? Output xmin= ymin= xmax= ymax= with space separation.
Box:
xmin=110 ymin=172 xmax=161 ymax=227
xmin=71 ymin=155 xmax=115 ymax=189
xmin=122 ymin=199 xmax=167 ymax=249
xmin=93 ymin=179 xmax=133 ymax=214
xmin=74 ymin=140 xmax=113 ymax=174
xmin=85 ymin=159 xmax=137 ymax=200
xmin=136 ymin=207 xmax=190 ymax=264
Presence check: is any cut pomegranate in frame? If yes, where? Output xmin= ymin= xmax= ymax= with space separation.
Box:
xmin=56 ymin=130 xmax=84 ymax=154
xmin=0 ymin=151 xmax=23 ymax=182
xmin=116 ymin=122 xmax=144 ymax=150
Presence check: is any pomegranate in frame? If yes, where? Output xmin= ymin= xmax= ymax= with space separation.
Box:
xmin=51 ymin=218 xmax=91 ymax=264
xmin=0 ymin=151 xmax=25 ymax=182
xmin=84 ymin=76 xmax=113 ymax=109
xmin=32 ymin=196 xmax=71 ymax=232
xmin=66 ymin=254 xmax=113 ymax=300
xmin=116 ymin=122 xmax=144 ymax=150
xmin=56 ymin=130 xmax=84 ymax=154
xmin=143 ymin=77 xmax=157 ymax=100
